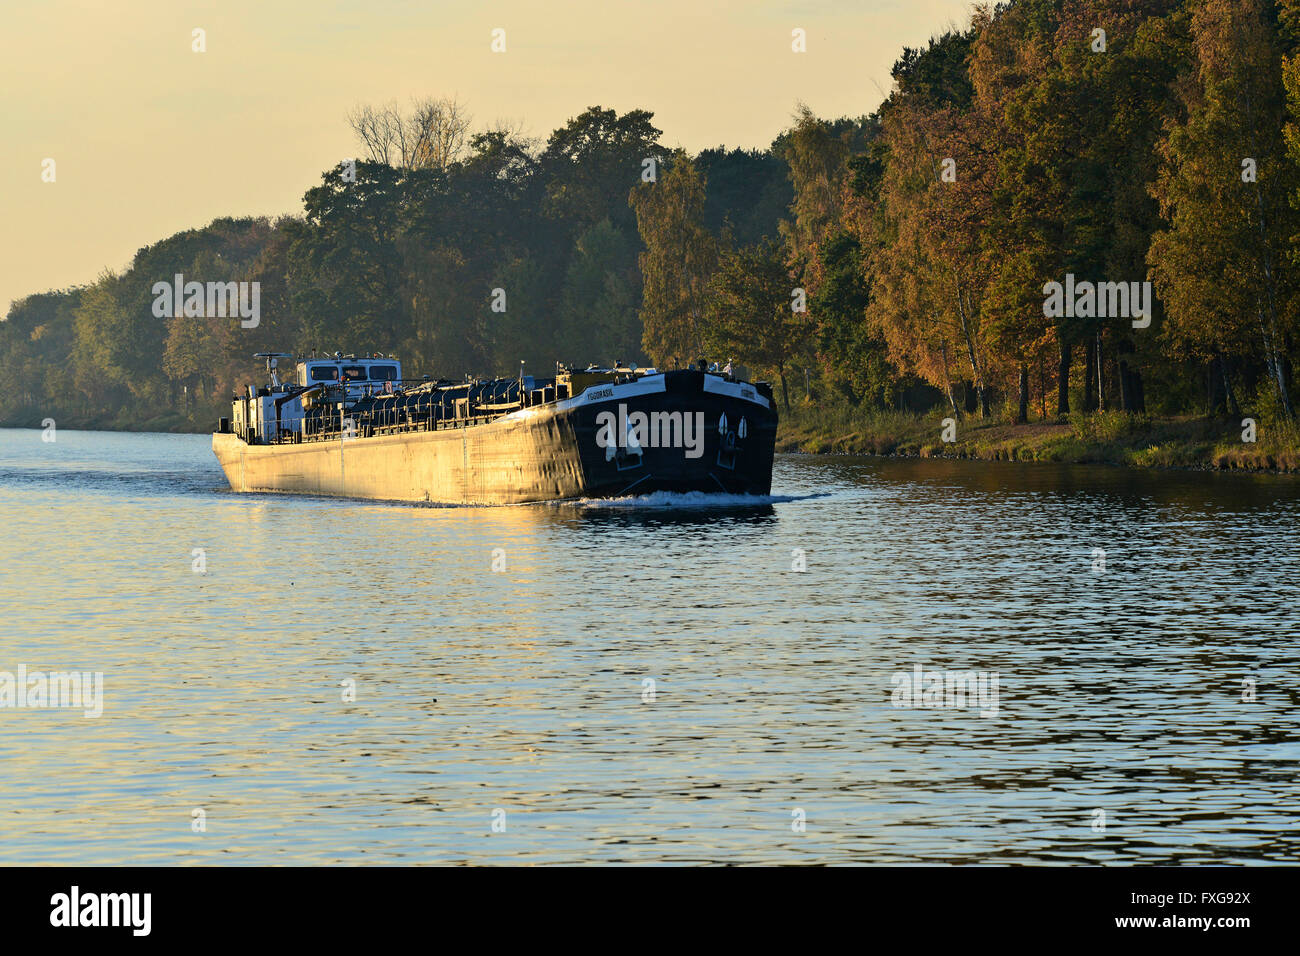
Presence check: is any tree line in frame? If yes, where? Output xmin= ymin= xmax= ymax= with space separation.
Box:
xmin=3 ymin=0 xmax=1299 ymax=433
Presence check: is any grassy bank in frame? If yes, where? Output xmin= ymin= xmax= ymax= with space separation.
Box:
xmin=777 ymin=403 xmax=1300 ymax=473
xmin=6 ymin=400 xmax=1298 ymax=473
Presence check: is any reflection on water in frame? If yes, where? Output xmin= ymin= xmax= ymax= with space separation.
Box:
xmin=1 ymin=427 xmax=1297 ymax=864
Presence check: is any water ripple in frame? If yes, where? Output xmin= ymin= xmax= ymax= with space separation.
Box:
xmin=0 ymin=428 xmax=1297 ymax=863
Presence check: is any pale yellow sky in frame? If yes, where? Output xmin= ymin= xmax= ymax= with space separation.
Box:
xmin=0 ymin=0 xmax=974 ymax=314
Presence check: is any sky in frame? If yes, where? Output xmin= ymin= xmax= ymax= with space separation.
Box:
xmin=0 ymin=0 xmax=974 ymax=314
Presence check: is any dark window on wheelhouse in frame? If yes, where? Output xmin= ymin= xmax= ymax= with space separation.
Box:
xmin=368 ymin=365 xmax=398 ymax=381
xmin=309 ymin=365 xmax=338 ymax=382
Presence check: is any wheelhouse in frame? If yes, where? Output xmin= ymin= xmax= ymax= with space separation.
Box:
xmin=297 ymin=355 xmax=403 ymax=398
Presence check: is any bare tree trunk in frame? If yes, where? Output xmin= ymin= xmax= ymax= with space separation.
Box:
xmin=939 ymin=343 xmax=957 ymax=414
xmin=1083 ymin=335 xmax=1097 ymax=412
xmin=1096 ymin=330 xmax=1106 ymax=412
xmin=1057 ymin=334 xmax=1070 ymax=415
xmin=1118 ymin=352 xmax=1131 ymax=413
xmin=1258 ymin=272 xmax=1292 ymax=421
xmin=953 ymin=279 xmax=988 ymax=418
xmin=1283 ymin=340 xmax=1295 ymax=403
xmin=1038 ymin=353 xmax=1047 ymax=420
xmin=1016 ymin=364 xmax=1029 ymax=424
xmin=1256 ymin=308 xmax=1293 ymax=418
xmin=1242 ymin=81 xmax=1294 ymax=419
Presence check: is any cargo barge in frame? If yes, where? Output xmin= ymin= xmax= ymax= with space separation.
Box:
xmin=212 ymin=353 xmax=778 ymax=504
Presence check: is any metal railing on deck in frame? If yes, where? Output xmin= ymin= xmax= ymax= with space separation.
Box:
xmin=243 ymin=400 xmax=523 ymax=446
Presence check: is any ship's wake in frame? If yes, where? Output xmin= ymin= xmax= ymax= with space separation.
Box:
xmin=554 ymin=490 xmax=826 ymax=509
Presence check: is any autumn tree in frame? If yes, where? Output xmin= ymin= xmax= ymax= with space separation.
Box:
xmin=1150 ymin=0 xmax=1298 ymax=420
xmin=631 ymin=150 xmax=718 ymax=369
xmin=869 ymin=26 xmax=998 ymax=417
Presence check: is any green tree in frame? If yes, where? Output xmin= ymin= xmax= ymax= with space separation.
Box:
xmin=704 ymin=239 xmax=805 ymax=409
xmin=540 ymin=106 xmax=662 ymax=233
xmin=556 ymin=219 xmax=643 ymax=366
xmin=290 ymin=162 xmax=411 ymax=356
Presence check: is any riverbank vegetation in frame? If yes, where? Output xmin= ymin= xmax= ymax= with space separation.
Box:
xmin=778 ymin=404 xmax=1299 ymax=472
xmin=3 ymin=0 xmax=1299 ymax=474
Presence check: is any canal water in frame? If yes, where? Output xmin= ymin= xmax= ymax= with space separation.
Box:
xmin=1 ymin=427 xmax=1297 ymax=863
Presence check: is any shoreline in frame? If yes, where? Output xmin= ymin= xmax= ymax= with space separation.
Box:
xmin=775 ymin=407 xmax=1299 ymax=475
xmin=6 ymin=409 xmax=1299 ymax=475
xmin=777 ymin=444 xmax=1295 ymax=476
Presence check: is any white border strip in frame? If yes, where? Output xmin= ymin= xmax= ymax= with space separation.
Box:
xmin=703 ymin=375 xmax=770 ymax=409
xmin=507 ymin=371 xmax=769 ymax=421
xmin=553 ymin=374 xmax=668 ymax=412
